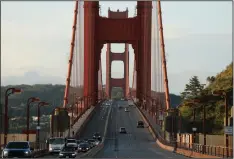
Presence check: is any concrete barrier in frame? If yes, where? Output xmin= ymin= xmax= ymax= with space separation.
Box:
xmin=136 ymin=105 xmax=221 ymax=158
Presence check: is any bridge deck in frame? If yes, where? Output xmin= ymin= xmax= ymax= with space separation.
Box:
xmin=95 ymin=100 xmax=188 ymax=158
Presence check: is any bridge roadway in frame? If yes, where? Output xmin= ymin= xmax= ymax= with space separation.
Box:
xmin=43 ymin=100 xmax=188 ymax=158
xmin=43 ymin=101 xmax=110 ymax=158
xmin=94 ymin=100 xmax=188 ymax=158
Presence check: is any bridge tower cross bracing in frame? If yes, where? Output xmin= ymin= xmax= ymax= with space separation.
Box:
xmin=105 ymin=8 xmax=129 ymax=99
xmin=82 ymin=1 xmax=153 ymax=109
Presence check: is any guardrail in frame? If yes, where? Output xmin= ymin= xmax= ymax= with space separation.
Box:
xmin=133 ymin=100 xmax=233 ymax=158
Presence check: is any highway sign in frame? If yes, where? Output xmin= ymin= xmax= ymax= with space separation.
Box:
xmin=224 ymin=126 xmax=233 ymax=135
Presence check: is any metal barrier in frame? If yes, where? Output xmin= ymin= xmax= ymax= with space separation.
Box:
xmin=177 ymin=142 xmax=233 ymax=158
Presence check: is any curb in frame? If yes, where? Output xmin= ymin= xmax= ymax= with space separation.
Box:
xmin=135 ymin=104 xmax=220 ymax=159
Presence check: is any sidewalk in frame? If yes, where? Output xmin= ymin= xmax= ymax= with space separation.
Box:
xmin=64 ymin=106 xmax=95 ymax=138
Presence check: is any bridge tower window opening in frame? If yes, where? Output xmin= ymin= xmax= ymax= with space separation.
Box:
xmin=110 ymin=43 xmax=125 ymax=53
xmin=111 ymin=61 xmax=124 ymax=79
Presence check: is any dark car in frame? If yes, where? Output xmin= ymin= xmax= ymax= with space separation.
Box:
xmin=59 ymin=146 xmax=77 ymax=158
xmin=93 ymin=132 xmax=101 ymax=141
xmin=87 ymin=139 xmax=96 ymax=148
xmin=77 ymin=143 xmax=90 ymax=153
xmin=1 ymin=141 xmax=34 ymax=158
xmin=137 ymin=121 xmax=144 ymax=128
xmin=76 ymin=140 xmax=82 ymax=145
xmin=119 ymin=127 xmax=127 ymax=134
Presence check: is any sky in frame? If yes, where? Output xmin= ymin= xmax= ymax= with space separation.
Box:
xmin=1 ymin=1 xmax=232 ymax=95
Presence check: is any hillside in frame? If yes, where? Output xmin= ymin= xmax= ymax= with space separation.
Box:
xmin=179 ymin=62 xmax=233 ymax=134
xmin=0 ymin=85 xmax=181 ymax=117
xmin=206 ymin=62 xmax=233 ymax=92
xmin=0 ymin=84 xmax=181 ymax=133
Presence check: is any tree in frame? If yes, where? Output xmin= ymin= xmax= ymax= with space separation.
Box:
xmin=206 ymin=76 xmax=215 ymax=84
xmin=180 ymin=76 xmax=204 ymax=100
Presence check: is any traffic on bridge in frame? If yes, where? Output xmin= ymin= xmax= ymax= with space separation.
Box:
xmin=1 ymin=0 xmax=233 ymax=158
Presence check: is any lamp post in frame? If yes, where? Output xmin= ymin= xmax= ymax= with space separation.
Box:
xmin=26 ymin=97 xmax=40 ymax=141
xmin=176 ymin=107 xmax=182 ymax=145
xmin=212 ymin=89 xmax=232 ymax=157
xmin=76 ymin=96 xmax=80 ymax=117
xmin=192 ymin=127 xmax=197 ymax=144
xmin=37 ymin=102 xmax=49 ymax=149
xmin=4 ymin=88 xmax=22 ymax=146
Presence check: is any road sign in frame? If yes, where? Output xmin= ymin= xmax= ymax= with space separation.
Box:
xmin=224 ymin=126 xmax=233 ymax=135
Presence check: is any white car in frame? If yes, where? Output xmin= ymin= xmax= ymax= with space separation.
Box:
xmin=125 ymin=108 xmax=129 ymax=112
xmin=48 ymin=137 xmax=65 ymax=153
xmin=66 ymin=139 xmax=78 ymax=148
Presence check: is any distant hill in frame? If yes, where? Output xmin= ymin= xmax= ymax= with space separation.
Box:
xmin=1 ymin=84 xmax=181 ymax=117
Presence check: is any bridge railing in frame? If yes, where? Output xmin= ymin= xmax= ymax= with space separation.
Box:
xmin=130 ymin=96 xmax=233 ymax=158
xmin=177 ymin=142 xmax=233 ymax=158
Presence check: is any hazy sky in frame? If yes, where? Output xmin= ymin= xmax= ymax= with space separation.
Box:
xmin=1 ymin=1 xmax=232 ymax=94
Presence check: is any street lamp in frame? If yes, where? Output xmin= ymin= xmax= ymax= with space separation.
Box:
xmin=192 ymin=127 xmax=197 ymax=144
xmin=212 ymin=89 xmax=232 ymax=157
xmin=26 ymin=97 xmax=40 ymax=141
xmin=185 ymin=100 xmax=201 ymax=146
xmin=4 ymin=88 xmax=22 ymax=146
xmin=36 ymin=102 xmax=49 ymax=149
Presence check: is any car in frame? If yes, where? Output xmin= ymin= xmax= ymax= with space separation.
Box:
xmin=118 ymin=105 xmax=122 ymax=109
xmin=1 ymin=141 xmax=34 ymax=158
xmin=66 ymin=139 xmax=78 ymax=149
xmin=83 ymin=139 xmax=89 ymax=143
xmin=77 ymin=143 xmax=90 ymax=153
xmin=94 ymin=140 xmax=100 ymax=146
xmin=59 ymin=146 xmax=77 ymax=158
xmin=76 ymin=140 xmax=82 ymax=145
xmin=125 ymin=108 xmax=129 ymax=112
xmin=87 ymin=139 xmax=97 ymax=148
xmin=119 ymin=127 xmax=127 ymax=134
xmin=137 ymin=121 xmax=144 ymax=128
xmin=93 ymin=132 xmax=101 ymax=141
xmin=48 ymin=137 xmax=65 ymax=154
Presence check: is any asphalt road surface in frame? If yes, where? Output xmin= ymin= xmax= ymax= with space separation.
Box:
xmin=94 ymin=100 xmax=189 ymax=158
xmin=42 ymin=101 xmax=111 ymax=158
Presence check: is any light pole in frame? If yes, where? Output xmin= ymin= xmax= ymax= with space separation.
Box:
xmin=37 ymin=102 xmax=49 ymax=149
xmin=26 ymin=97 xmax=40 ymax=141
xmin=212 ymin=89 xmax=232 ymax=157
xmin=192 ymin=127 xmax=197 ymax=143
xmin=176 ymin=106 xmax=182 ymax=145
xmin=4 ymin=88 xmax=22 ymax=146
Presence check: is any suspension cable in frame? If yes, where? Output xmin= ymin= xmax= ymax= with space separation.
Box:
xmin=63 ymin=1 xmax=79 ymax=108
